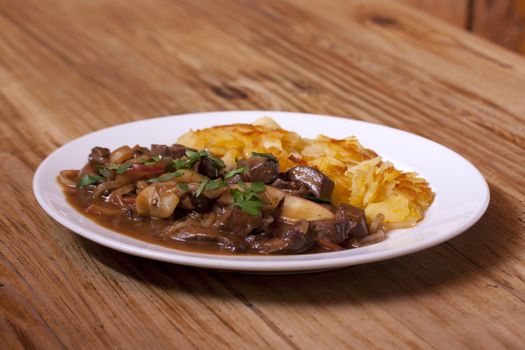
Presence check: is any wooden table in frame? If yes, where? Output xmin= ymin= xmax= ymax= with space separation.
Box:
xmin=1 ymin=0 xmax=524 ymax=348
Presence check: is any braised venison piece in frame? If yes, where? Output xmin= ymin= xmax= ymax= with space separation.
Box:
xmin=270 ymin=177 xmax=309 ymax=197
xmin=59 ymin=146 xmax=384 ymax=255
xmin=286 ymin=166 xmax=335 ymax=201
xmin=309 ymin=205 xmax=368 ymax=244
xmin=237 ymin=156 xmax=279 ymax=184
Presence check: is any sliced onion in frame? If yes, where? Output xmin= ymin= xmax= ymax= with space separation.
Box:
xmin=160 ymin=220 xmax=191 ymax=239
xmin=202 ymin=187 xmax=228 ymax=199
xmin=174 ymin=169 xmax=205 ymax=184
xmin=352 ymin=229 xmax=386 ymax=247
xmin=108 ymin=184 xmax=135 ymax=207
xmin=383 ymin=221 xmax=417 ymax=230
xmin=369 ymin=213 xmax=385 ymax=234
xmin=135 ymin=183 xmax=179 ymax=218
xmin=58 ymin=170 xmax=79 ymax=188
xmin=110 ymin=145 xmax=133 ymax=164
xmin=92 ymin=180 xmax=123 ymax=198
xmin=200 ymin=212 xmax=217 ymax=228
xmin=136 ymin=180 xmax=148 ymax=192
xmin=316 ymin=239 xmax=344 ymax=251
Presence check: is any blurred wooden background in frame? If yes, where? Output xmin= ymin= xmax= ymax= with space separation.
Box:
xmin=396 ymin=0 xmax=525 ymax=53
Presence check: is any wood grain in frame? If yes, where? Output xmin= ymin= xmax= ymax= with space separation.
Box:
xmin=393 ymin=0 xmax=468 ymax=27
xmin=0 ymin=0 xmax=524 ymax=349
xmin=472 ymin=0 xmax=525 ymax=53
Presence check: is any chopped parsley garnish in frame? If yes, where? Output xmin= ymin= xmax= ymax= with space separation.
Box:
xmin=77 ymin=174 xmax=104 ymax=188
xmin=196 ymin=179 xmax=227 ymax=197
xmin=231 ymin=181 xmax=266 ymax=216
xmin=196 ymin=179 xmax=209 ymax=197
xmin=231 ymin=189 xmax=264 ymax=217
xmin=136 ymin=155 xmax=161 ymax=166
xmin=251 ymin=152 xmax=277 ymax=161
xmin=303 ymin=194 xmax=331 ymax=204
xmin=116 ymin=162 xmax=132 ymax=174
xmin=147 ymin=171 xmax=183 ymax=183
xmin=249 ymin=182 xmax=266 ymax=193
xmin=238 ymin=180 xmax=265 ymax=193
xmin=224 ymin=166 xmax=246 ymax=179
xmin=171 ymin=150 xmax=225 ymax=170
xmin=97 ymin=162 xmax=132 ymax=174
xmin=206 ymin=179 xmax=227 ymax=191
xmin=137 ymin=155 xmax=162 ymax=166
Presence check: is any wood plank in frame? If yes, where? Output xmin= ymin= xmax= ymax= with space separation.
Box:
xmin=393 ymin=0 xmax=468 ymax=27
xmin=472 ymin=0 xmax=525 ymax=53
xmin=0 ymin=0 xmax=524 ymax=348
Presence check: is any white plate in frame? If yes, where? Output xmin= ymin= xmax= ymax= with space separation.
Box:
xmin=33 ymin=111 xmax=489 ymax=273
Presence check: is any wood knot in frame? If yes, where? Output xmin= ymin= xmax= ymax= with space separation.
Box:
xmin=370 ymin=15 xmax=398 ymax=27
xmin=211 ymin=85 xmax=248 ymax=99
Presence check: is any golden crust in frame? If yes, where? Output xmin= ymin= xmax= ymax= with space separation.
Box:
xmin=177 ymin=118 xmax=434 ymax=224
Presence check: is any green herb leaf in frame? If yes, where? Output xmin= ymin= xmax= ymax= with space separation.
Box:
xmin=224 ymin=166 xmax=246 ymax=179
xmin=77 ymin=175 xmax=104 ymax=188
xmin=116 ymin=162 xmax=132 ymax=174
xmin=251 ymin=152 xmax=277 ymax=161
xmin=95 ymin=165 xmax=109 ymax=176
xmin=250 ymin=182 xmax=266 ymax=193
xmin=195 ymin=178 xmax=226 ymax=197
xmin=205 ymin=179 xmax=227 ymax=191
xmin=196 ymin=178 xmax=209 ymax=197
xmin=303 ymin=194 xmax=331 ymax=204
xmin=147 ymin=171 xmax=183 ymax=183
xmin=231 ymin=188 xmax=264 ymax=217
xmin=174 ymin=149 xmax=225 ymax=171
xmin=178 ymin=183 xmax=189 ymax=191
xmin=206 ymin=154 xmax=225 ymax=169
xmin=171 ymin=158 xmax=189 ymax=169
xmin=237 ymin=180 xmax=249 ymax=192
xmin=185 ymin=149 xmax=201 ymax=158
xmin=152 ymin=155 xmax=162 ymax=162
xmin=104 ymin=164 xmax=116 ymax=170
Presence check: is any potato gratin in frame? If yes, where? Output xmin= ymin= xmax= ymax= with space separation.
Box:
xmin=179 ymin=117 xmax=434 ymax=227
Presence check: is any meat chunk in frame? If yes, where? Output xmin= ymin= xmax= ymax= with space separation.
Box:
xmin=309 ymin=219 xmax=347 ymax=244
xmin=170 ymin=144 xmax=190 ymax=159
xmin=198 ymin=158 xmax=220 ymax=179
xmin=337 ymin=204 xmax=368 ymax=238
xmin=212 ymin=206 xmax=264 ymax=237
xmin=249 ymin=221 xmax=314 ymax=254
xmin=286 ymin=166 xmax=334 ymax=200
xmin=169 ymin=225 xmax=245 ymax=252
xmin=308 ymin=204 xmax=368 ymax=245
xmin=179 ymin=192 xmax=213 ymax=213
xmin=88 ymin=147 xmax=110 ymax=166
xmin=270 ymin=178 xmax=309 ymax=197
xmin=150 ymin=144 xmax=190 ymax=159
xmin=150 ymin=144 xmax=173 ymax=158
xmin=239 ymin=156 xmax=279 ymax=184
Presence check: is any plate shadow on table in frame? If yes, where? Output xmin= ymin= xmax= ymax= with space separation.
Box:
xmin=76 ymin=183 xmax=515 ymax=305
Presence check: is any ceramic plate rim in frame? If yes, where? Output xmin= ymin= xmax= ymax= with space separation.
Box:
xmin=33 ymin=111 xmax=490 ymax=272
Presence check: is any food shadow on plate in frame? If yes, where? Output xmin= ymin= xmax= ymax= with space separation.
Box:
xmin=76 ymin=183 xmax=516 ymax=304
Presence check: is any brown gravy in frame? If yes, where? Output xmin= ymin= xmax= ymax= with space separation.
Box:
xmin=63 ymin=185 xmax=243 ymax=255
xmin=64 ymin=184 xmax=331 ymax=255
